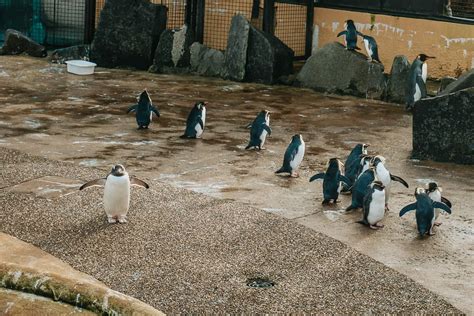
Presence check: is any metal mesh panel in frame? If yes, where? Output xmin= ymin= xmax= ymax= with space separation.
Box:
xmin=450 ymin=0 xmax=474 ymax=19
xmin=274 ymin=2 xmax=306 ymax=57
xmin=203 ymin=0 xmax=253 ymax=51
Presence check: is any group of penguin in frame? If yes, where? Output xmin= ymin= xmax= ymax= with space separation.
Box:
xmin=337 ymin=19 xmax=435 ymax=111
xmin=80 ymin=90 xmax=452 ymax=237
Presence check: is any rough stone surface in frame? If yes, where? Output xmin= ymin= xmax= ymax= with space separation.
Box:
xmin=0 ymin=29 xmax=47 ymax=57
xmin=50 ymin=45 xmax=90 ymax=64
xmin=437 ymin=76 xmax=457 ymax=94
xmin=386 ymin=55 xmax=410 ymax=103
xmin=189 ymin=42 xmax=224 ymax=77
xmin=438 ymin=68 xmax=474 ymax=96
xmin=413 ymin=87 xmax=474 ymax=164
xmin=245 ymin=26 xmax=294 ymax=84
xmin=91 ymin=0 xmax=167 ymax=70
xmin=223 ymin=15 xmax=250 ymax=81
xmin=296 ymin=42 xmax=386 ymax=99
xmin=150 ymin=25 xmax=194 ymax=74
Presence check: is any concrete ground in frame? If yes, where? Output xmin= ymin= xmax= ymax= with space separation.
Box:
xmin=0 ymin=56 xmax=472 ymax=313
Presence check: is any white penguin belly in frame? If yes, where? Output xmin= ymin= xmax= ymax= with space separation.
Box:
xmin=429 ymin=190 xmax=442 ymax=220
xmin=103 ymin=175 xmax=130 ymax=217
xmin=364 ymin=39 xmax=372 ymax=59
xmin=260 ymin=130 xmax=268 ymax=146
xmin=195 ymin=123 xmax=203 ymax=138
xmin=414 ymin=84 xmax=422 ymax=102
xmin=422 ymin=63 xmax=428 ymax=83
xmin=367 ymin=192 xmax=385 ymax=225
xmin=290 ymin=142 xmax=305 ymax=171
xmin=376 ymin=165 xmax=391 ymax=203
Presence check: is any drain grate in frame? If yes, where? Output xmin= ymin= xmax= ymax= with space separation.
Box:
xmin=246 ymin=277 xmax=275 ymax=288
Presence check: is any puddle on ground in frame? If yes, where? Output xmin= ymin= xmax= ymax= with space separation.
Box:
xmin=9 ymin=176 xmax=83 ymax=199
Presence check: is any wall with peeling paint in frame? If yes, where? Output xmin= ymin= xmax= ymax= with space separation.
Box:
xmin=313 ymin=8 xmax=474 ymax=78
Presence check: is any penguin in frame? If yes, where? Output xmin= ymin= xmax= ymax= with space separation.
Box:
xmin=181 ymin=101 xmax=207 ymax=139
xmin=360 ymin=34 xmax=381 ymax=63
xmin=337 ymin=20 xmax=361 ymax=50
xmin=371 ymin=155 xmax=409 ymax=211
xmin=399 ymin=187 xmax=451 ymax=236
xmin=406 ymin=54 xmax=435 ymax=111
xmin=79 ymin=164 xmax=149 ymax=224
xmin=309 ymin=158 xmax=351 ymax=205
xmin=357 ymin=154 xmax=373 ymax=179
xmin=275 ymin=134 xmax=305 ymax=178
xmin=126 ymin=90 xmax=160 ymax=129
xmin=345 ymin=168 xmax=377 ymax=211
xmin=246 ymin=110 xmax=272 ymax=150
xmin=358 ymin=181 xmax=386 ymax=229
xmin=343 ymin=143 xmax=369 ymax=191
xmin=426 ymin=182 xmax=452 ymax=226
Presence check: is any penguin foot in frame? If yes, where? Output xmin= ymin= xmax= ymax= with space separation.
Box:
xmin=375 ymin=223 xmax=384 ymax=228
xmin=428 ymin=229 xmax=436 ymax=236
xmin=107 ymin=216 xmax=117 ymax=224
xmin=369 ymin=225 xmax=380 ymax=230
xmin=385 ymin=204 xmax=390 ymax=212
xmin=434 ymin=222 xmax=442 ymax=226
xmin=118 ymin=216 xmax=128 ymax=224
xmin=322 ymin=199 xmax=330 ymax=205
xmin=290 ymin=172 xmax=299 ymax=178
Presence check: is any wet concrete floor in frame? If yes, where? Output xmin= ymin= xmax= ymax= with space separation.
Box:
xmin=0 ymin=56 xmax=472 ymax=313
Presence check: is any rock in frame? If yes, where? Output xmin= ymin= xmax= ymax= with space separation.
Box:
xmin=438 ymin=68 xmax=474 ymax=95
xmin=91 ymin=0 xmax=167 ymax=70
xmin=245 ymin=26 xmax=294 ymax=84
xmin=189 ymin=42 xmax=224 ymax=77
xmin=223 ymin=15 xmax=250 ymax=81
xmin=438 ymin=76 xmax=457 ymax=94
xmin=386 ymin=55 xmax=410 ymax=103
xmin=296 ymin=42 xmax=386 ymax=99
xmin=0 ymin=29 xmax=47 ymax=57
xmin=150 ymin=25 xmax=194 ymax=74
xmin=413 ymin=87 xmax=474 ymax=164
xmin=50 ymin=45 xmax=90 ymax=64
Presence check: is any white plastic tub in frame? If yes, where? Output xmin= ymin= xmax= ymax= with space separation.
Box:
xmin=65 ymin=60 xmax=97 ymax=75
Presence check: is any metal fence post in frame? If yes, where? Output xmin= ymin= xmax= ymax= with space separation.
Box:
xmin=195 ymin=0 xmax=205 ymax=43
xmin=84 ymin=0 xmax=96 ymax=44
xmin=263 ymin=0 xmax=275 ymax=35
xmin=305 ymin=0 xmax=314 ymax=58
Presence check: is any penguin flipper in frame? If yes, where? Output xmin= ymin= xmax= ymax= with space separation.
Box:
xmin=357 ymin=31 xmax=364 ymax=37
xmin=390 ymin=174 xmax=409 ymax=188
xmin=130 ymin=177 xmax=150 ymax=189
xmin=151 ymin=106 xmax=160 ymax=117
xmin=79 ymin=178 xmax=106 ymax=190
xmin=263 ymin=124 xmax=272 ymax=135
xmin=339 ymin=175 xmax=352 ymax=186
xmin=432 ymin=201 xmax=452 ymax=214
xmin=441 ymin=196 xmax=452 ymax=208
xmin=399 ymin=203 xmax=417 ymax=217
xmin=127 ymin=104 xmax=138 ymax=113
xmin=198 ymin=118 xmax=204 ymax=130
xmin=337 ymin=31 xmax=347 ymax=37
xmin=309 ymin=173 xmax=325 ymax=182
xmin=246 ymin=122 xmax=253 ymax=129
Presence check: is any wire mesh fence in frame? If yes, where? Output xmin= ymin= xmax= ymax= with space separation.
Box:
xmin=450 ymin=0 xmax=474 ymax=19
xmin=275 ymin=2 xmax=306 ymax=57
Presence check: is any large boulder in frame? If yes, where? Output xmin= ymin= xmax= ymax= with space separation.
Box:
xmin=0 ymin=29 xmax=47 ymax=57
xmin=296 ymin=42 xmax=386 ymax=99
xmin=245 ymin=26 xmax=294 ymax=84
xmin=150 ymin=25 xmax=194 ymax=74
xmin=189 ymin=42 xmax=224 ymax=77
xmin=91 ymin=0 xmax=167 ymax=70
xmin=223 ymin=15 xmax=250 ymax=81
xmin=50 ymin=45 xmax=90 ymax=64
xmin=438 ymin=76 xmax=457 ymax=94
xmin=386 ymin=55 xmax=410 ymax=103
xmin=413 ymin=87 xmax=474 ymax=164
xmin=438 ymin=68 xmax=474 ymax=96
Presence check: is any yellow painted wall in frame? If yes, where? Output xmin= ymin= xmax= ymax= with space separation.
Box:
xmin=313 ymin=8 xmax=474 ymax=78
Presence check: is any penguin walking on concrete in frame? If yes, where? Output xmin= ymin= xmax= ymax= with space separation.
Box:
xmin=343 ymin=143 xmax=369 ymax=191
xmin=181 ymin=101 xmax=207 ymax=139
xmin=345 ymin=168 xmax=377 ymax=212
xmin=80 ymin=164 xmax=149 ymax=224
xmin=337 ymin=20 xmax=361 ymax=50
xmin=426 ymin=182 xmax=452 ymax=226
xmin=275 ymin=134 xmax=305 ymax=178
xmin=358 ymin=181 xmax=386 ymax=229
xmin=359 ymin=34 xmax=381 ymax=63
xmin=246 ymin=110 xmax=272 ymax=150
xmin=309 ymin=158 xmax=351 ymax=205
xmin=126 ymin=90 xmax=160 ymax=129
xmin=406 ymin=54 xmax=435 ymax=111
xmin=371 ymin=156 xmax=409 ymax=211
xmin=399 ymin=188 xmax=451 ymax=237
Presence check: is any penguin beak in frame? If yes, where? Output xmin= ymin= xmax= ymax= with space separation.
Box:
xmin=426 ymin=56 xmax=436 ymax=59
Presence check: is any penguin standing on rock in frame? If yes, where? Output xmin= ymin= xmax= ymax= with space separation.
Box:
xmin=360 ymin=34 xmax=381 ymax=63
xmin=337 ymin=20 xmax=361 ymax=50
xmin=275 ymin=134 xmax=305 ymax=178
xmin=126 ymin=90 xmax=160 ymax=129
xmin=80 ymin=164 xmax=149 ymax=224
xmin=309 ymin=158 xmax=351 ymax=205
xmin=181 ymin=101 xmax=207 ymax=139
xmin=406 ymin=54 xmax=435 ymax=111
xmin=358 ymin=181 xmax=386 ymax=230
xmin=246 ymin=110 xmax=272 ymax=150
xmin=426 ymin=182 xmax=452 ymax=226
xmin=399 ymin=188 xmax=451 ymax=237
